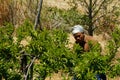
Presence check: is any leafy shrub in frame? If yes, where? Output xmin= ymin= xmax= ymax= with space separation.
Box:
xmin=0 ymin=21 xmax=120 ymax=80
xmin=0 ymin=23 xmax=21 ymax=80
xmin=70 ymin=27 xmax=120 ymax=80
xmin=41 ymin=6 xmax=83 ymax=30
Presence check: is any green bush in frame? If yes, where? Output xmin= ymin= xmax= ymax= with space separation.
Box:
xmin=0 ymin=23 xmax=21 ymax=80
xmin=0 ymin=21 xmax=120 ymax=80
xmin=41 ymin=6 xmax=84 ymax=30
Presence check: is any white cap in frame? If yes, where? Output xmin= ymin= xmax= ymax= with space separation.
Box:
xmin=72 ymin=25 xmax=84 ymax=34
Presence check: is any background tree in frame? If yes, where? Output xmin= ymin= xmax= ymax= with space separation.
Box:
xmin=67 ymin=0 xmax=120 ymax=36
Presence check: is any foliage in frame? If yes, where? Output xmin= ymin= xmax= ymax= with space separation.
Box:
xmin=69 ymin=27 xmax=120 ymax=79
xmin=0 ymin=23 xmax=21 ymax=80
xmin=107 ymin=28 xmax=120 ymax=78
xmin=15 ymin=21 xmax=76 ymax=79
xmin=0 ymin=21 xmax=120 ymax=80
xmin=67 ymin=0 xmax=120 ymax=35
xmin=71 ymin=43 xmax=108 ymax=79
xmin=41 ymin=6 xmax=84 ymax=31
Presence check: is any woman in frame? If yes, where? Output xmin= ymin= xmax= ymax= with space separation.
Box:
xmin=72 ymin=25 xmax=106 ymax=80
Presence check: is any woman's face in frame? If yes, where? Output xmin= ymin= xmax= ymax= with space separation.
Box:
xmin=73 ymin=32 xmax=85 ymax=43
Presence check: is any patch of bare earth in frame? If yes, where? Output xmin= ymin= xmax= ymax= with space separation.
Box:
xmin=45 ymin=71 xmax=71 ymax=80
xmin=43 ymin=0 xmax=70 ymax=10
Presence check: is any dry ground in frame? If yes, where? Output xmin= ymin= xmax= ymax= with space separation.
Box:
xmin=43 ymin=0 xmax=70 ymax=10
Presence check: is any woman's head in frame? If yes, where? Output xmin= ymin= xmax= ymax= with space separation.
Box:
xmin=72 ymin=25 xmax=85 ymax=43
xmin=72 ymin=25 xmax=84 ymax=34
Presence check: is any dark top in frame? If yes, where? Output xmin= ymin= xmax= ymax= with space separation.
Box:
xmin=75 ymin=41 xmax=86 ymax=49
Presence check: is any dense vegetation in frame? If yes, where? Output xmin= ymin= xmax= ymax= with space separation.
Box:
xmin=0 ymin=21 xmax=120 ymax=80
xmin=0 ymin=0 xmax=120 ymax=80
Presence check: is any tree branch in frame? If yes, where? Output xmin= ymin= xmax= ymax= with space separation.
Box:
xmin=83 ymin=0 xmax=89 ymax=8
xmin=92 ymin=0 xmax=97 ymax=7
xmin=24 ymin=57 xmax=36 ymax=80
xmin=93 ymin=14 xmax=105 ymax=24
xmin=34 ymin=0 xmax=43 ymax=30
xmin=93 ymin=0 xmax=106 ymax=18
xmin=92 ymin=0 xmax=98 ymax=11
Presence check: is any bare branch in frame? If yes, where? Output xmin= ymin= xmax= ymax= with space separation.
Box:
xmin=34 ymin=0 xmax=43 ymax=30
xmin=24 ymin=57 xmax=36 ymax=80
xmin=92 ymin=0 xmax=98 ymax=11
xmin=83 ymin=0 xmax=89 ymax=8
xmin=93 ymin=14 xmax=105 ymax=24
xmin=93 ymin=0 xmax=106 ymax=18
xmin=110 ymin=2 xmax=118 ymax=13
xmin=92 ymin=0 xmax=97 ymax=7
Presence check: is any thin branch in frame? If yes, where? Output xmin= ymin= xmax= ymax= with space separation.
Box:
xmin=79 ymin=2 xmax=88 ymax=13
xmin=92 ymin=0 xmax=97 ymax=7
xmin=34 ymin=0 xmax=43 ymax=30
xmin=24 ymin=57 xmax=36 ymax=80
xmin=52 ymin=21 xmax=61 ymax=28
xmin=93 ymin=0 xmax=106 ymax=18
xmin=93 ymin=14 xmax=105 ymax=24
xmin=27 ymin=0 xmax=32 ymax=8
xmin=83 ymin=0 xmax=89 ymax=8
xmin=92 ymin=0 xmax=98 ymax=11
xmin=110 ymin=2 xmax=118 ymax=13
xmin=92 ymin=25 xmax=97 ymax=31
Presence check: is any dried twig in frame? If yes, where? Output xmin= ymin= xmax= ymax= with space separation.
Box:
xmin=24 ymin=57 xmax=36 ymax=80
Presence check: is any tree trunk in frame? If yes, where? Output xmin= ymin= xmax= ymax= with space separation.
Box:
xmin=34 ymin=0 xmax=43 ymax=30
xmin=88 ymin=0 xmax=93 ymax=36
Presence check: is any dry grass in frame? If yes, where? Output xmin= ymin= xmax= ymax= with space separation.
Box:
xmin=45 ymin=71 xmax=71 ymax=80
xmin=43 ymin=0 xmax=70 ymax=10
xmin=0 ymin=0 xmax=37 ymax=26
xmin=0 ymin=0 xmax=10 ymax=25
